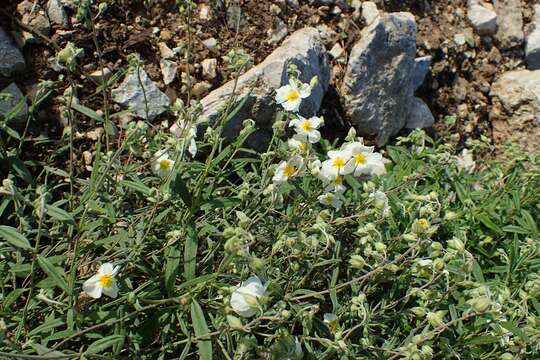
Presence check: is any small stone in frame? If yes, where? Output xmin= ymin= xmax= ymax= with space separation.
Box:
xmin=0 ymin=83 xmax=28 ymax=121
xmin=0 ymin=28 xmax=25 ymax=76
xmin=267 ymin=19 xmax=288 ymax=45
xmin=47 ymin=0 xmax=69 ymax=28
xmin=89 ymin=68 xmax=112 ymax=82
xmin=467 ymin=1 xmax=498 ymax=36
xmin=111 ymin=68 xmax=170 ymax=120
xmin=201 ymin=58 xmax=218 ymax=80
xmin=191 ymin=81 xmax=212 ymax=97
xmin=405 ymin=97 xmax=434 ymax=129
xmin=160 ymin=59 xmax=177 ymax=85
xmin=86 ymin=127 xmax=104 ymax=141
xmin=454 ymin=33 xmax=466 ymax=46
xmin=18 ymin=1 xmax=51 ymax=41
xmin=160 ymin=29 xmax=173 ymax=41
xmin=362 ymin=2 xmax=380 ymax=26
xmin=202 ymin=37 xmax=218 ymax=51
xmin=158 ymin=42 xmax=175 ymax=59
xmin=82 ymin=150 xmax=93 ymax=165
xmin=270 ymin=4 xmax=281 ymax=15
xmin=227 ymin=2 xmax=247 ymax=31
xmin=199 ymin=3 xmax=212 ymax=21
xmin=351 ymin=0 xmax=362 ymax=20
xmin=329 ymin=43 xmax=344 ymax=59
xmin=316 ymin=24 xmax=338 ymax=45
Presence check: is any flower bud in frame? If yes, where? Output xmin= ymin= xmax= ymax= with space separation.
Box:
xmin=349 ymin=255 xmax=366 ymax=269
xmin=467 ymin=297 xmax=491 ymax=313
xmin=413 ymin=218 xmax=430 ymax=234
xmin=426 ymin=311 xmax=445 ymax=327
xmin=411 ymin=307 xmax=426 ymax=317
xmin=374 ymin=242 xmax=387 ymax=253
xmin=447 ymin=237 xmax=465 ymax=252
xmin=227 ymin=315 xmax=244 ymax=330
xmin=500 ymin=354 xmax=513 ymax=360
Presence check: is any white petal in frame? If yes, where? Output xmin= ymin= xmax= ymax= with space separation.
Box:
xmin=283 ymin=99 xmax=301 ymax=112
xmin=188 ymin=138 xmax=197 ymax=157
xmin=83 ymin=276 xmax=103 ymax=299
xmin=299 ymin=83 xmax=311 ymax=98
xmin=275 ymin=85 xmax=291 ymax=104
xmin=230 ymin=292 xmax=256 ymax=317
xmin=99 ymin=263 xmax=114 ymax=275
xmin=310 ymin=116 xmax=324 ymax=129
xmin=307 ymin=130 xmax=321 ymax=144
xmin=102 ymin=281 xmax=119 ymax=298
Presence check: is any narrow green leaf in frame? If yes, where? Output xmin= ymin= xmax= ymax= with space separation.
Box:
xmin=85 ymin=335 xmax=124 ymax=355
xmin=184 ymin=222 xmax=198 ymax=280
xmin=471 ymin=259 xmax=485 ymax=283
xmin=502 ymin=225 xmax=529 ymax=234
xmin=501 ymin=321 xmax=530 ymax=342
xmin=28 ymin=318 xmax=64 ymax=336
xmin=121 ymin=179 xmax=151 ymax=195
xmin=476 ymin=213 xmax=502 ymax=233
xmin=171 ymin=174 xmax=192 ymax=208
xmin=191 ymin=300 xmax=213 ymax=360
xmin=9 ymin=156 xmax=33 ymax=185
xmin=0 ymin=225 xmax=32 ymax=250
xmin=165 ymin=246 xmax=181 ymax=293
xmin=37 ymin=255 xmax=68 ymax=292
xmin=45 ymin=204 xmax=75 ymax=224
xmin=71 ymin=102 xmax=104 ymax=122
xmin=465 ymin=335 xmax=500 ymax=345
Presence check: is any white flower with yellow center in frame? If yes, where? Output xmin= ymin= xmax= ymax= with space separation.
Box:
xmin=287 ymin=134 xmax=309 ymax=153
xmin=318 ymin=192 xmax=344 ymax=209
xmin=273 ymin=155 xmax=304 ymax=185
xmin=82 ymin=263 xmax=120 ymax=299
xmin=321 ymin=150 xmax=355 ymax=178
xmin=230 ymin=276 xmax=267 ymax=318
xmin=289 ymin=115 xmax=323 ymax=143
xmin=153 ymin=152 xmax=175 ymax=177
xmin=275 ymin=79 xmax=311 ymax=113
xmin=344 ymin=142 xmax=387 ymax=177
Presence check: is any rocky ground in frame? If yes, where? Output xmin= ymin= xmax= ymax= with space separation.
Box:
xmin=1 ymin=0 xmax=540 ymax=171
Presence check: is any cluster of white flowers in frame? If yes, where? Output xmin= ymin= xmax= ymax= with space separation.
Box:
xmin=272 ymin=74 xmax=389 ymax=210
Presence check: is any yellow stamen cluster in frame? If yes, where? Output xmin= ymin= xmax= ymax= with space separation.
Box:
xmin=98 ymin=274 xmax=113 ymax=289
xmin=355 ymin=153 xmax=367 ymax=165
xmin=160 ymin=159 xmax=172 ymax=171
xmin=284 ymin=164 xmax=296 ymax=177
xmin=332 ymin=158 xmax=346 ymax=169
xmin=287 ymin=90 xmax=300 ymax=102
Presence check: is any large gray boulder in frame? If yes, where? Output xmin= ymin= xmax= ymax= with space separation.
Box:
xmin=0 ymin=28 xmax=25 ymax=77
xmin=493 ymin=0 xmax=524 ymax=49
xmin=526 ymin=5 xmax=540 ymax=70
xmin=490 ymin=70 xmax=540 ymax=150
xmin=111 ymin=68 xmax=170 ymax=120
xmin=405 ymin=97 xmax=434 ymax=129
xmin=200 ymin=27 xmax=330 ymax=150
xmin=341 ymin=13 xmax=418 ymax=145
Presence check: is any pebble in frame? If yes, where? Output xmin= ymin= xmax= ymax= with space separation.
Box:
xmin=201 ymin=58 xmax=218 ymax=80
xmin=454 ymin=33 xmax=466 ymax=46
xmin=158 ymin=42 xmax=175 ymax=59
xmin=202 ymin=37 xmax=218 ymax=51
xmin=160 ymin=59 xmax=177 ymax=85
xmin=46 ymin=0 xmax=69 ymax=28
xmin=191 ymin=81 xmax=213 ymax=97
xmin=199 ymin=4 xmax=212 ymax=21
xmin=329 ymin=43 xmax=344 ymax=59
xmin=89 ymin=68 xmax=112 ymax=82
xmin=267 ymin=19 xmax=288 ymax=45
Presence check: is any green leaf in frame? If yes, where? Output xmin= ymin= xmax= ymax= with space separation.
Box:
xmin=171 ymin=174 xmax=192 ymax=208
xmin=10 ymin=156 xmax=34 ymax=185
xmin=521 ymin=210 xmax=538 ymax=239
xmin=85 ymin=335 xmax=124 ymax=355
xmin=28 ymin=318 xmax=64 ymax=336
xmin=71 ymin=102 xmax=104 ymax=122
xmin=0 ymin=225 xmax=32 ymax=250
xmin=471 ymin=259 xmax=485 ymax=283
xmin=191 ymin=300 xmax=213 ymax=360
xmin=465 ymin=335 xmax=500 ymax=345
xmin=2 ymin=96 xmax=27 ymax=123
xmin=45 ymin=204 xmax=75 ymax=224
xmin=184 ymin=222 xmax=198 ymax=280
xmin=501 ymin=321 xmax=530 ymax=342
xmin=121 ymin=179 xmax=151 ymax=195
xmin=502 ymin=225 xmax=529 ymax=234
xmin=37 ymin=255 xmax=68 ymax=292
xmin=165 ymin=245 xmax=181 ymax=293
xmin=200 ymin=197 xmax=241 ymax=211
xmin=476 ymin=213 xmax=502 ymax=233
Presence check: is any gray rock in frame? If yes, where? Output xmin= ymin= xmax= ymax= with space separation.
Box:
xmin=200 ymin=27 xmax=330 ymax=150
xmin=89 ymin=68 xmax=112 ymax=82
xmin=526 ymin=5 xmax=540 ymax=70
xmin=490 ymin=70 xmax=540 ymax=150
xmin=405 ymin=97 xmax=434 ymax=129
xmin=111 ymin=68 xmax=170 ymax=120
xmin=202 ymin=37 xmax=218 ymax=51
xmin=227 ymin=2 xmax=247 ymax=31
xmin=0 ymin=83 xmax=28 ymax=121
xmin=493 ymin=0 xmax=524 ymax=48
xmin=329 ymin=43 xmax=344 ymax=60
xmin=411 ymin=56 xmax=432 ymax=91
xmin=158 ymin=42 xmax=175 ymax=60
xmin=160 ymin=59 xmax=177 ymax=85
xmin=341 ymin=13 xmax=418 ymax=145
xmin=467 ymin=1 xmax=498 ymax=36
xmin=47 ymin=0 xmax=69 ymax=28
xmin=362 ymin=2 xmax=380 ymax=26
xmin=0 ymin=28 xmax=26 ymax=77
xmin=267 ymin=19 xmax=288 ymax=45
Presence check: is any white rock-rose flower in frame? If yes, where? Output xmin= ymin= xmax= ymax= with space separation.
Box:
xmin=230 ymin=276 xmax=267 ymax=318
xmin=82 ymin=263 xmax=120 ymax=299
xmin=153 ymin=151 xmax=175 ymax=177
xmin=289 ymin=115 xmax=323 ymax=143
xmin=275 ymin=79 xmax=311 ymax=113
xmin=273 ymin=155 xmax=304 ymax=185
